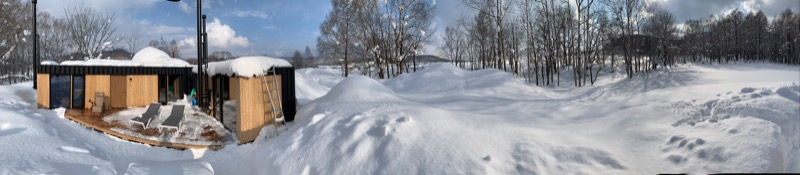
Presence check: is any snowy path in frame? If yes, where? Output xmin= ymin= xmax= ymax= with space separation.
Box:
xmin=0 ymin=63 xmax=797 ymax=174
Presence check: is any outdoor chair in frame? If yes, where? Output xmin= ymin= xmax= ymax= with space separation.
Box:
xmin=159 ymin=105 xmax=185 ymax=134
xmin=130 ymin=103 xmax=161 ymax=128
xmin=91 ymin=92 xmax=105 ymax=116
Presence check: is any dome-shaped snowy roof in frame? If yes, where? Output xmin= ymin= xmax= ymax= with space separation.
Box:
xmin=132 ymin=47 xmax=172 ymax=62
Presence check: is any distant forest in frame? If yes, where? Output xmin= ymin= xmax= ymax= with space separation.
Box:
xmin=316 ymin=0 xmax=799 ymax=87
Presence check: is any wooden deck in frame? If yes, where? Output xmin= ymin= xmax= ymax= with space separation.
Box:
xmin=64 ymin=109 xmax=225 ymax=150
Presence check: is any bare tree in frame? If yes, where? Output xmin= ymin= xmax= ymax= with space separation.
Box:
xmin=36 ymin=12 xmax=70 ymax=62
xmin=291 ymin=50 xmax=304 ymax=68
xmin=169 ymin=39 xmax=180 ymax=58
xmin=440 ymin=26 xmax=467 ymax=68
xmin=642 ymin=1 xmax=676 ymax=68
xmin=304 ymin=46 xmax=314 ymax=67
xmin=601 ymin=0 xmax=642 ymax=78
xmin=462 ymin=0 xmax=512 ymax=71
xmin=120 ymin=32 xmax=140 ymax=57
xmin=317 ymin=0 xmax=355 ymax=77
xmin=209 ymin=50 xmax=233 ymax=61
xmin=317 ymin=0 xmax=434 ymax=77
xmin=64 ymin=5 xmax=118 ymax=60
xmin=0 ymin=0 xmax=33 ymax=83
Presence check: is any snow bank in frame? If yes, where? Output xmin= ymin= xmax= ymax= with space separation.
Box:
xmin=294 ymin=68 xmax=345 ymax=105
xmin=670 ymin=85 xmax=800 ymax=172
xmin=58 ymin=47 xmax=191 ymax=67
xmin=204 ymin=56 xmax=292 ymax=77
xmin=384 ymin=63 xmax=550 ymax=99
xmin=314 ymin=75 xmax=405 ymax=104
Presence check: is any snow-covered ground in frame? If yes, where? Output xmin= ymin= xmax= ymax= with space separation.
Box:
xmin=101 ymin=100 xmax=231 ymax=145
xmin=0 ymin=63 xmax=797 ymax=174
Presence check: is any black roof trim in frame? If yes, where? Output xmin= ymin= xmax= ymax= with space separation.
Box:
xmin=38 ymin=65 xmax=193 ymax=75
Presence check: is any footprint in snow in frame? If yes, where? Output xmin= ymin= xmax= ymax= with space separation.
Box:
xmin=663 ymin=135 xmax=713 ymax=164
xmin=396 ymin=116 xmax=412 ymax=123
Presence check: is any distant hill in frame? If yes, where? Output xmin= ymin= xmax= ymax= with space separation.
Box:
xmin=403 ymin=55 xmax=448 ymax=63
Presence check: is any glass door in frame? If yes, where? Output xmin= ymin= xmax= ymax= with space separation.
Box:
xmin=71 ymin=75 xmax=85 ymax=108
xmin=50 ymin=75 xmax=71 ymax=108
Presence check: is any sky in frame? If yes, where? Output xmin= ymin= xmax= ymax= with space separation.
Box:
xmin=33 ymin=0 xmax=799 ymax=58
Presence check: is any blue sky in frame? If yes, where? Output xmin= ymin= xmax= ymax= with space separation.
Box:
xmin=37 ymin=0 xmax=333 ymax=58
xmin=33 ymin=0 xmax=798 ymax=58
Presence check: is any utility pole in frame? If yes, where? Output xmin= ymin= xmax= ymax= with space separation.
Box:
xmin=32 ymin=0 xmax=38 ymax=89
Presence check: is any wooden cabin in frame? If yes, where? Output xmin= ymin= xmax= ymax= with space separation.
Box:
xmin=36 ymin=65 xmax=193 ymax=109
xmin=203 ymin=57 xmax=296 ymax=144
xmin=36 ymin=50 xmax=296 ymax=144
xmin=36 ymin=48 xmax=195 ymax=110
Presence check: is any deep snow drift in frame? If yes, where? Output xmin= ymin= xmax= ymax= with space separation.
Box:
xmin=0 ymin=63 xmax=797 ymax=174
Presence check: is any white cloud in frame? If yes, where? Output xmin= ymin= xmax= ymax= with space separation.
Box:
xmin=178 ymin=38 xmax=195 ymax=48
xmin=740 ymin=0 xmax=800 ymax=16
xmin=227 ymin=9 xmax=271 ymax=19
xmin=207 ymin=18 xmax=249 ymax=49
xmin=178 ymin=18 xmax=249 ymax=52
xmin=37 ymin=0 xmax=159 ymax=18
xmin=178 ymin=1 xmax=192 ymax=14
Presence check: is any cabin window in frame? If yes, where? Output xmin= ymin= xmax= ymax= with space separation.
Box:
xmin=49 ymin=75 xmax=85 ymax=109
xmin=50 ymin=75 xmax=71 ymax=108
xmin=159 ymin=75 xmax=183 ymax=104
xmin=71 ymin=75 xmax=85 ymax=108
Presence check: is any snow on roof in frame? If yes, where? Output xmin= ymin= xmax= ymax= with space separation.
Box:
xmin=201 ymin=56 xmax=292 ymax=77
xmin=56 ymin=47 xmax=191 ymax=67
xmin=40 ymin=60 xmax=58 ymax=65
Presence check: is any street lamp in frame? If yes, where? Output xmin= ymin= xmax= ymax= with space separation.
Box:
xmin=167 ymin=0 xmax=206 ymax=108
xmin=32 ymin=0 xmax=38 ymax=89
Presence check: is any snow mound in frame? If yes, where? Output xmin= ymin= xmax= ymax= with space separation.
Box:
xmin=384 ymin=63 xmax=548 ymax=99
xmin=384 ymin=63 xmax=467 ymax=94
xmin=294 ymin=68 xmax=344 ymax=105
xmin=59 ymin=47 xmax=191 ymax=67
xmin=204 ymin=56 xmax=292 ymax=77
xmin=671 ymin=84 xmax=800 ymax=172
xmin=316 ymin=75 xmax=405 ymax=104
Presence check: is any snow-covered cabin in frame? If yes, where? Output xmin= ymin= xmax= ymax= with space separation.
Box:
xmin=201 ymin=56 xmax=296 ymax=144
xmin=36 ymin=47 xmax=194 ymax=109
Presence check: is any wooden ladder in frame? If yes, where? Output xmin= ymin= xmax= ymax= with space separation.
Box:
xmin=261 ymin=67 xmax=286 ymax=137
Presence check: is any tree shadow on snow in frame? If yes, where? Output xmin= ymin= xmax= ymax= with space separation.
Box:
xmin=603 ymin=67 xmax=702 ymax=97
